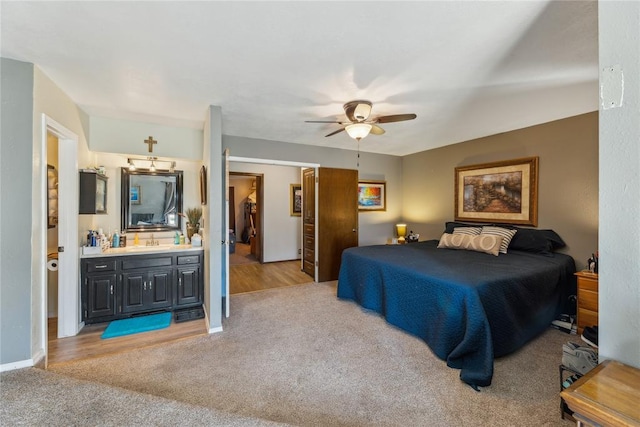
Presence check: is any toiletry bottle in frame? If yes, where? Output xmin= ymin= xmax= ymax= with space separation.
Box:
xmin=174 ymin=232 xmax=180 ymax=245
xmin=112 ymin=231 xmax=119 ymax=248
xmin=120 ymin=231 xmax=126 ymax=247
xmin=179 ymin=233 xmax=185 ymax=245
xmin=134 ymin=233 xmax=139 ymax=246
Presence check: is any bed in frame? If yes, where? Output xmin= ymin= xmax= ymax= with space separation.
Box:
xmin=337 ymin=223 xmax=576 ymax=389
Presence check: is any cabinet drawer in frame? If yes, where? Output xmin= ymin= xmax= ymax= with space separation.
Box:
xmin=304 ymin=235 xmax=314 ymax=249
xmin=578 ymin=277 xmax=598 ymax=292
xmin=304 ymin=248 xmax=315 ymax=262
xmin=303 ymin=260 xmax=314 ymax=274
xmin=122 ymin=256 xmax=172 ymax=270
xmin=178 ymin=255 xmax=200 ymax=265
xmin=579 ymin=289 xmax=598 ymax=312
xmin=304 ymin=223 xmax=314 ymax=236
xmin=86 ymin=260 xmax=116 ymax=273
xmin=578 ymin=308 xmax=598 ymax=330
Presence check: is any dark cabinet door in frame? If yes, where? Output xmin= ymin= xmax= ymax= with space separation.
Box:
xmin=148 ymin=269 xmax=173 ymax=309
xmin=79 ymin=171 xmax=108 ymax=214
xmin=122 ymin=271 xmax=146 ymax=313
xmin=122 ymin=269 xmax=172 ymax=313
xmin=176 ymin=266 xmax=201 ymax=306
xmin=86 ymin=273 xmax=117 ymax=319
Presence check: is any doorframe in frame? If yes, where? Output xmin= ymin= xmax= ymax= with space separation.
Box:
xmin=41 ymin=115 xmax=80 ymax=356
xmin=227 ymin=156 xmax=320 ymax=282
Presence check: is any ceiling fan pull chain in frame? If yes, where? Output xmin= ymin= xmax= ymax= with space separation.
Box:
xmin=357 ymin=141 xmax=360 ymax=168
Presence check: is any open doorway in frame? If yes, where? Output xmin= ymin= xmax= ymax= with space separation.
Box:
xmin=229 ymin=172 xmax=263 ymax=266
xmin=46 ymin=133 xmax=60 ymax=346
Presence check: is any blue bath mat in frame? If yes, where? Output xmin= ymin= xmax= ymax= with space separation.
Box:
xmin=101 ymin=312 xmax=172 ymax=339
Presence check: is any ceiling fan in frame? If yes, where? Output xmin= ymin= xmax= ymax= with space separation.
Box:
xmin=305 ymin=100 xmax=417 ymax=141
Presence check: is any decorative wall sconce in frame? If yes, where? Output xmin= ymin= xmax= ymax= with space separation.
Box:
xmin=127 ymin=156 xmax=176 ymax=172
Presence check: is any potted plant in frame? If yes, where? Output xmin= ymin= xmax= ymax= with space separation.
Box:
xmin=183 ymin=207 xmax=202 ymax=241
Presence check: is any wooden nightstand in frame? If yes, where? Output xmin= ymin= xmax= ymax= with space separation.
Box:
xmin=574 ymin=271 xmax=598 ymax=335
xmin=561 ymin=360 xmax=640 ymax=426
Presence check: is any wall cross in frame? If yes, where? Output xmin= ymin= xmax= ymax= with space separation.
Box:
xmin=144 ymin=136 xmax=157 ymax=153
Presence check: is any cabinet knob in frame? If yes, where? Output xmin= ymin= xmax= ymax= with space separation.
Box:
xmin=110 ymin=284 xmax=113 ymax=295
xmin=144 ymin=281 xmax=147 ymax=291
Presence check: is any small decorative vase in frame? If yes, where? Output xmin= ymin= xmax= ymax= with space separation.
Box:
xmin=187 ymin=223 xmax=199 ymax=242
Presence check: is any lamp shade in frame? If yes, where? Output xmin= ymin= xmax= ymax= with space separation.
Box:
xmin=345 ymin=123 xmax=372 ymax=141
xmin=396 ymin=223 xmax=407 ymax=237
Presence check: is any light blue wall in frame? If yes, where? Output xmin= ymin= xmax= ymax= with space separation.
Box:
xmin=598 ymin=1 xmax=640 ymax=368
xmin=0 ymin=58 xmax=34 ymax=365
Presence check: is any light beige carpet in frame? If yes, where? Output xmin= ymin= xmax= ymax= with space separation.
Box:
xmin=7 ymin=282 xmax=574 ymax=426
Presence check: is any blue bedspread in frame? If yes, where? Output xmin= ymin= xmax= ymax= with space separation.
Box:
xmin=337 ymin=240 xmax=576 ymax=389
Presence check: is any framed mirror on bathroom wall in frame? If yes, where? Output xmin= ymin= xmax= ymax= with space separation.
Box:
xmin=121 ymin=168 xmax=184 ymax=232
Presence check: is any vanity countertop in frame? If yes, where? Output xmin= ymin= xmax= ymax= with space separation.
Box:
xmin=80 ymin=244 xmax=203 ymax=258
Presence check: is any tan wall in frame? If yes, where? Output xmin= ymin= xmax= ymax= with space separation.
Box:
xmin=402 ymin=112 xmax=598 ymax=270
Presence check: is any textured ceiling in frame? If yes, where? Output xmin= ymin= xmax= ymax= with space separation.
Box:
xmin=1 ymin=1 xmax=598 ymax=156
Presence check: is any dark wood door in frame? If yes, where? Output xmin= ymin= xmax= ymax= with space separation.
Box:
xmin=302 ymin=168 xmax=316 ymax=277
xmin=85 ymin=273 xmax=116 ymax=319
xmin=317 ymin=167 xmax=358 ymax=282
xmin=122 ymin=271 xmax=145 ymax=313
xmin=122 ymin=269 xmax=172 ymax=313
xmin=147 ymin=269 xmax=173 ymax=309
xmin=177 ymin=266 xmax=201 ymax=306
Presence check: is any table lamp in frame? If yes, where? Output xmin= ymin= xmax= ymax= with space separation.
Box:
xmin=396 ymin=223 xmax=407 ymax=244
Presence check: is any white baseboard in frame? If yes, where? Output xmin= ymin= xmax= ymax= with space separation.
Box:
xmin=0 ymin=358 xmax=34 ymax=372
xmin=209 ymin=326 xmax=223 ymax=334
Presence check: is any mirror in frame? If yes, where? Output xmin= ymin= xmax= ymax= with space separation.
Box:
xmin=121 ymin=168 xmax=183 ymax=232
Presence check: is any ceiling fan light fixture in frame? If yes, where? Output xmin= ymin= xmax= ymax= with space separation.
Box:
xmin=345 ymin=123 xmax=372 ymax=141
xmin=353 ymin=102 xmax=372 ymax=121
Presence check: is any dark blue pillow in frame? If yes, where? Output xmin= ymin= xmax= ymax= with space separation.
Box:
xmin=444 ymin=222 xmax=566 ymax=255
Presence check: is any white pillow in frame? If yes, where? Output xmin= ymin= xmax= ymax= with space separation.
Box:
xmin=453 ymin=227 xmax=482 ymax=235
xmin=437 ymin=233 xmax=503 ymax=256
xmin=480 ymin=226 xmax=517 ymax=254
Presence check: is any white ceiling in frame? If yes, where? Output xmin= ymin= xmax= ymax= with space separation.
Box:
xmin=1 ymin=1 xmax=598 ymax=156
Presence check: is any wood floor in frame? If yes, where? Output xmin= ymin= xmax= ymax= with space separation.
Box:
xmin=47 ymin=258 xmax=314 ymax=367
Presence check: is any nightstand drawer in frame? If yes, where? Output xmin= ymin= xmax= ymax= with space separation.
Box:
xmin=578 ymin=309 xmax=598 ymax=330
xmin=578 ymin=276 xmax=598 ymax=292
xmin=579 ymin=289 xmax=598 ymax=312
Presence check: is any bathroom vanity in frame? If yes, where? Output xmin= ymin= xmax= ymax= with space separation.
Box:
xmin=81 ymin=245 xmax=204 ymax=324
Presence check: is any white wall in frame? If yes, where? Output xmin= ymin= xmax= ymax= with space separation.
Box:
xmin=89 ymin=116 xmax=203 ymax=160
xmin=598 ymin=1 xmax=640 ymax=368
xmin=230 ymin=162 xmax=301 ymax=262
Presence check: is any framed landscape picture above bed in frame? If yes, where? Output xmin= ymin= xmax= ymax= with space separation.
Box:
xmin=358 ymin=180 xmax=386 ymax=211
xmin=455 ymin=157 xmax=538 ymax=226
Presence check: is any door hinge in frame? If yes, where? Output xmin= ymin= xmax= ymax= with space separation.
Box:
xmin=315 ymin=177 xmax=319 ymax=183
xmin=84 ymin=310 xmax=87 ymax=318
xmin=315 ymin=261 xmax=318 ymax=266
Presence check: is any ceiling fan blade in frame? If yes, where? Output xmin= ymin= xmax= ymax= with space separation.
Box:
xmin=305 ymin=120 xmax=346 ymax=124
xmin=376 ymin=113 xmax=417 ymax=124
xmin=325 ymin=128 xmax=345 ymax=137
xmin=370 ymin=124 xmax=385 ymax=135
